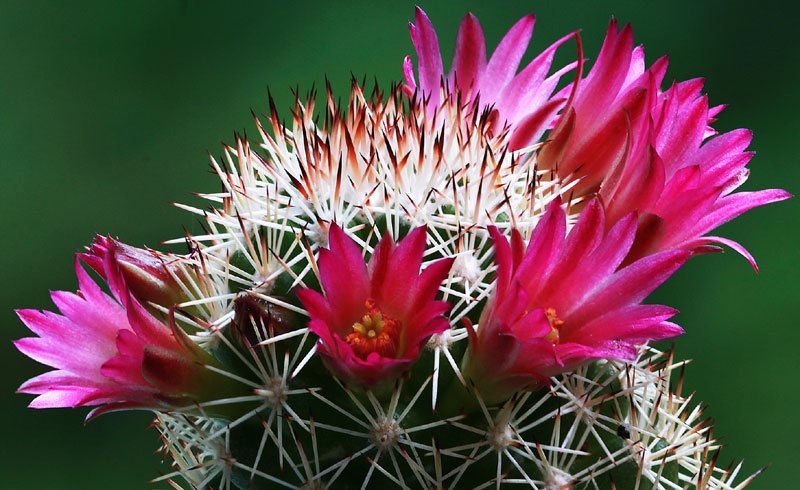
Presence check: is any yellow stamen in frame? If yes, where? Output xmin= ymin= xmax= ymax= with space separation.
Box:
xmin=345 ymin=299 xmax=400 ymax=360
xmin=544 ymin=308 xmax=563 ymax=344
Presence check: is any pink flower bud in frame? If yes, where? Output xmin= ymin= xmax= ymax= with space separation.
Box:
xmin=82 ymin=236 xmax=191 ymax=309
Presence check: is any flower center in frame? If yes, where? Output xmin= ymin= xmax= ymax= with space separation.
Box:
xmin=544 ymin=308 xmax=563 ymax=344
xmin=345 ymin=299 xmax=400 ymax=360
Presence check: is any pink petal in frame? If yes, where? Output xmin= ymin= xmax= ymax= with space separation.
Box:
xmin=657 ymin=185 xmax=723 ymax=247
xmin=571 ymin=250 xmax=689 ymax=326
xmin=488 ymin=226 xmax=514 ymax=301
xmin=296 ymin=289 xmax=333 ymax=326
xmin=573 ymin=20 xmax=634 ymax=129
xmin=116 ymin=328 xmax=145 ymax=358
xmin=308 ymin=320 xmax=340 ymax=358
xmin=101 ymin=354 xmax=149 ymax=386
xmin=681 ymin=235 xmax=759 ymax=272
xmin=691 ymin=189 xmax=792 ymax=237
xmin=320 ymin=335 xmax=413 ymax=387
xmin=537 ymin=199 xmax=605 ymax=301
xmin=657 ymin=94 xmax=708 ymax=171
xmin=410 ymin=7 xmax=444 ymax=97
xmin=49 ymin=290 xmax=123 ymax=344
xmin=555 ymin=212 xmax=638 ymax=315
xmin=603 ymin=145 xmax=666 ymax=226
xmin=318 ymin=225 xmax=369 ymax=326
xmin=620 ymin=45 xmax=646 ymax=91
xmin=508 ymin=308 xmax=553 ymax=342
xmin=561 ymin=87 xmax=647 ymax=184
xmin=450 ymin=12 xmax=486 ymax=94
xmin=474 ymin=326 xmax=521 ymax=375
xmin=481 ymin=14 xmax=535 ymax=101
xmin=412 ymin=257 xmax=454 ymax=313
xmin=405 ymin=310 xmax=451 ymax=348
xmin=569 ymin=341 xmax=638 ymax=363
xmin=492 ymin=283 xmax=529 ymax=328
xmin=568 ymin=304 xmax=681 ymax=343
xmin=379 ymin=226 xmax=428 ymax=317
xmin=511 ymin=337 xmax=562 ymax=371
xmin=368 ymin=230 xmax=395 ymax=299
xmin=122 ymin=290 xmax=177 ymax=350
xmin=18 ymin=370 xmax=104 ymax=395
xmin=509 ymin=97 xmax=566 ymax=150
xmin=75 ymin=255 xmax=131 ymax=325
xmin=28 ymin=389 xmax=99 ymax=409
xmin=498 ymin=32 xmax=575 ymax=123
xmin=15 ymin=311 xmax=115 ymax=380
xmin=656 ymin=165 xmax=701 ymax=203
xmin=84 ymin=399 xmax=159 ymax=422
xmin=560 ymin=199 xmax=605 ymax=261
xmin=514 ymin=200 xmax=566 ymax=299
xmin=403 ymin=55 xmax=417 ymax=91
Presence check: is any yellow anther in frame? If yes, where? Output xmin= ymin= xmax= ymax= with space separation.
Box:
xmin=544 ymin=308 xmax=563 ymax=344
xmin=345 ymin=300 xmax=401 ymax=360
xmin=353 ymin=322 xmax=366 ymax=335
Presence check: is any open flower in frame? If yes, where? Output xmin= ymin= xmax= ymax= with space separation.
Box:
xmin=15 ymin=241 xmax=239 ymax=421
xmin=536 ymin=20 xmax=792 ymax=268
xmin=463 ymin=199 xmax=690 ymax=404
xmin=404 ymin=10 xmax=790 ymax=270
xmin=297 ymin=224 xmax=454 ymax=386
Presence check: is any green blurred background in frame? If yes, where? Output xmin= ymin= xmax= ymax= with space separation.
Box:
xmin=1 ymin=1 xmax=796 ymax=488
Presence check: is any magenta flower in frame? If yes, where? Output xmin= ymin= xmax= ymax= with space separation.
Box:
xmin=297 ymin=225 xmax=454 ymax=386
xmin=404 ymin=7 xmax=577 ymax=146
xmin=404 ymin=11 xmax=790 ymax=270
xmin=15 ymin=242 xmax=236 ymax=421
xmin=536 ymin=20 xmax=792 ymax=268
xmin=82 ymin=235 xmax=190 ymax=308
xmin=463 ymin=199 xmax=689 ymax=403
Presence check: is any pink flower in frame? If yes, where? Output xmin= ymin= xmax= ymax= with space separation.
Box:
xmin=536 ymin=20 xmax=792 ymax=268
xmin=15 ymin=242 xmax=237 ymax=421
xmin=297 ymin=225 xmax=454 ymax=386
xmin=82 ymin=235 xmax=190 ymax=308
xmin=404 ymin=7 xmax=577 ymax=145
xmin=404 ymin=10 xmax=790 ymax=270
xmin=463 ymin=199 xmax=689 ymax=403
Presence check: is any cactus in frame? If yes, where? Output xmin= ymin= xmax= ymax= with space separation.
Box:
xmin=152 ymin=346 xmax=763 ymax=489
xmin=14 ymin=8 xmax=789 ymax=490
xmin=146 ymin=83 xmax=759 ymax=490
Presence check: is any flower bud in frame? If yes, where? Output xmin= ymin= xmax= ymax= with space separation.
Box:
xmin=232 ymin=293 xmax=299 ymax=346
xmin=82 ymin=235 xmax=192 ymax=309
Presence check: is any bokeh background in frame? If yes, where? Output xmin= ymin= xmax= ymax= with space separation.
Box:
xmin=1 ymin=1 xmax=797 ymax=488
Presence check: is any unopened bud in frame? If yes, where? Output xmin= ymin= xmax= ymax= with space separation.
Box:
xmin=232 ymin=293 xmax=299 ymax=346
xmin=83 ymin=235 xmax=192 ymax=309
